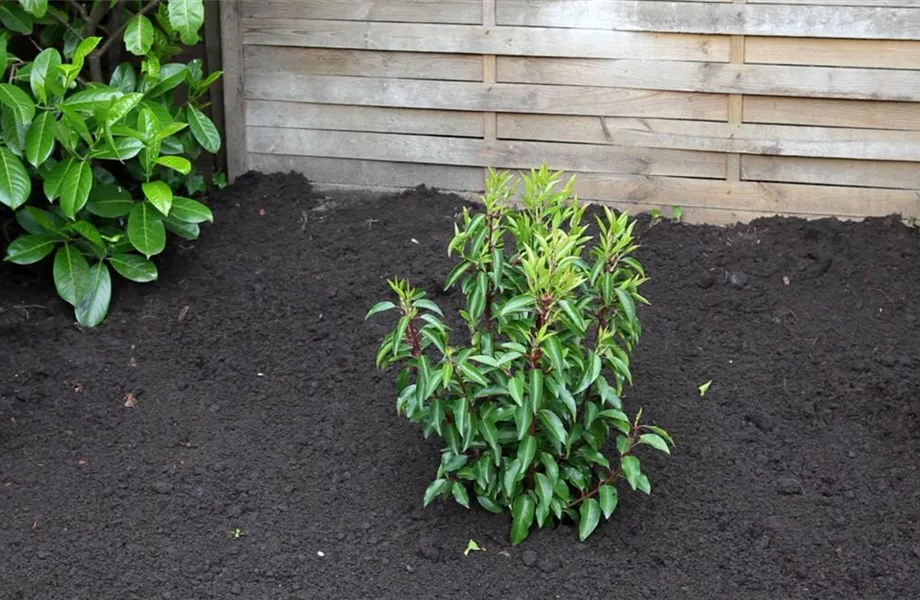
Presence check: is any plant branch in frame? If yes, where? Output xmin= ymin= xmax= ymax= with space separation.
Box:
xmin=67 ymin=0 xmax=89 ymax=20
xmin=89 ymin=0 xmax=161 ymax=82
xmin=567 ymin=431 xmax=639 ymax=509
xmin=49 ymin=8 xmax=84 ymax=38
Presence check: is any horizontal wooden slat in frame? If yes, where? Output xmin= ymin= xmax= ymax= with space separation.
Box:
xmin=497 ymin=114 xmax=920 ymax=161
xmin=245 ymin=46 xmax=483 ymax=81
xmin=246 ymin=127 xmax=728 ymax=178
xmin=741 ymin=155 xmax=920 ymax=189
xmin=247 ymin=101 xmax=485 ymax=137
xmin=498 ymin=56 xmax=920 ymax=101
xmin=747 ymin=0 xmax=920 ymax=7
xmin=241 ymin=18 xmax=730 ymax=61
xmin=745 ymin=37 xmax=920 ymax=69
xmin=241 ymin=0 xmax=482 ymax=23
xmin=743 ymin=96 xmax=920 ymax=130
xmin=249 ymin=154 xmax=485 ymax=190
xmin=496 ymin=1 xmax=920 ymax=39
xmin=570 ymin=173 xmax=920 ymax=219
xmin=244 ymin=73 xmax=730 ymax=120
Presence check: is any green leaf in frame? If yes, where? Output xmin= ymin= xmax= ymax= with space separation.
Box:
xmin=0 ymin=146 xmax=31 ymax=209
xmin=187 ymin=105 xmax=221 ymax=153
xmin=507 ymin=373 xmax=524 ymax=407
xmin=615 ymin=288 xmax=637 ymax=324
xmin=53 ymin=244 xmax=90 ymax=306
xmin=643 ymin=425 xmax=674 ymax=447
xmin=86 ymin=184 xmax=134 ymax=217
xmin=15 ymin=206 xmax=63 ymax=236
xmin=639 ymin=433 xmax=671 ymax=454
xmin=195 ymin=70 xmax=222 ymax=94
xmin=110 ymin=63 xmax=137 ymax=93
xmin=2 ymin=105 xmax=28 ymax=156
xmin=498 ymin=294 xmax=534 ymax=318
xmin=0 ymin=83 xmax=35 ymax=124
xmin=365 ymin=301 xmax=396 ymax=320
xmin=539 ymin=410 xmax=567 ymax=448
xmin=145 ymin=63 xmax=188 ymax=97
xmin=514 ymin=404 xmax=532 ymax=440
xmin=510 ymin=494 xmax=536 ymax=545
xmin=476 ymin=495 xmax=503 ymax=514
xmin=62 ymin=87 xmax=123 ymax=115
xmin=106 ymin=93 xmax=144 ymax=127
xmin=75 ymin=262 xmax=111 ymax=327
xmin=518 ymin=435 xmax=537 ymax=472
xmin=25 ymin=111 xmax=55 ymax=168
xmin=4 ymin=234 xmax=57 ymax=265
xmin=155 ymin=155 xmax=192 ymax=175
xmin=167 ymin=0 xmax=205 ymax=45
xmin=699 ymin=380 xmax=712 ymax=397
xmin=578 ymin=498 xmax=601 ymax=541
xmin=142 ymin=181 xmax=173 ymax=216
xmin=108 ymin=253 xmax=158 ymax=283
xmin=534 ymin=472 xmax=553 ymax=525
xmin=155 ymin=121 xmax=188 ymax=141
xmin=554 ymin=382 xmax=577 ymax=422
xmin=451 ymin=482 xmax=470 ymax=509
xmin=575 ymin=352 xmax=602 ymax=394
xmin=543 ymin=335 xmax=565 ymax=375
xmin=69 ymin=220 xmax=105 ymax=257
xmin=558 ymin=299 xmax=586 ymax=333
xmin=19 ymin=0 xmax=48 ymax=17
xmin=0 ymin=34 xmax=7 ymax=81
xmin=124 ymin=15 xmax=154 ymax=55
xmin=598 ymin=485 xmax=618 ymax=519
xmin=503 ymin=458 xmax=522 ymax=497
xmin=478 ymin=418 xmax=501 ymax=465
xmin=621 ymin=455 xmax=641 ymax=490
xmin=127 ymin=202 xmax=166 ymax=258
xmin=422 ymin=478 xmax=450 ymax=507
xmin=637 ymin=474 xmax=651 ymax=495
xmin=29 ymin=47 xmax=61 ymax=103
xmin=92 ymin=137 xmax=145 ymax=160
xmin=413 ymin=298 xmax=444 ymax=316
xmin=529 ymin=368 xmax=543 ymax=413
xmin=458 ymin=361 xmax=488 ymax=386
xmin=59 ymin=160 xmax=93 ymax=220
xmin=0 ymin=3 xmax=33 ymax=34
xmin=72 ymin=36 xmax=101 ymax=67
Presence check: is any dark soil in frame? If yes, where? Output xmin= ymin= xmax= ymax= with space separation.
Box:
xmin=2 ymin=172 xmax=919 ymax=600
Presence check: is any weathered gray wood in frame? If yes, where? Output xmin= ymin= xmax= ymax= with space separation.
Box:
xmin=496 ymin=1 xmax=920 ymax=39
xmin=241 ymin=0 xmax=482 ymax=23
xmin=498 ymin=56 xmax=920 ymax=101
xmin=243 ymin=73 xmax=729 ymax=120
xmin=744 ymin=96 xmax=920 ymax=131
xmin=241 ymin=18 xmax=730 ymax=61
xmin=246 ymin=126 xmax=728 ymax=178
xmin=220 ymin=0 xmax=248 ymax=180
xmin=745 ymin=37 xmax=920 ymax=69
xmin=741 ymin=155 xmax=920 ymax=189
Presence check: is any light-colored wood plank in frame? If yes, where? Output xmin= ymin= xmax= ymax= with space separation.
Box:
xmin=497 ymin=56 xmax=920 ymax=101
xmin=496 ymin=1 xmax=920 ymax=39
xmin=745 ymin=37 xmax=920 ymax=69
xmin=244 ymin=73 xmax=730 ymax=120
xmin=570 ymin=172 xmax=920 ymax=219
xmin=203 ymin=1 xmax=226 ymax=174
xmin=247 ymin=101 xmax=485 ymax=137
xmin=747 ymin=0 xmax=920 ymax=7
xmin=248 ymin=154 xmax=485 ymax=191
xmin=246 ymin=127 xmax=728 ymax=178
xmin=244 ymin=46 xmax=483 ymax=81
xmin=241 ymin=18 xmax=731 ymax=61
xmin=496 ymin=114 xmax=920 ymax=162
xmin=743 ymin=96 xmax=920 ymax=130
xmin=241 ymin=0 xmax=482 ymax=23
xmin=741 ymin=155 xmax=920 ymax=189
xmin=220 ymin=0 xmax=247 ymax=181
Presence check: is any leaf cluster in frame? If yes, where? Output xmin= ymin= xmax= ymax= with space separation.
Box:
xmin=0 ymin=0 xmax=220 ymax=326
xmin=368 ymin=165 xmax=673 ymax=544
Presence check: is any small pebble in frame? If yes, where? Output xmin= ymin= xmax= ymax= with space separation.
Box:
xmin=522 ymin=550 xmax=538 ymax=567
xmin=777 ymin=477 xmax=802 ymax=495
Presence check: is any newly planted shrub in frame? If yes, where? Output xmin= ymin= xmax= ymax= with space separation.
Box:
xmin=368 ymin=166 xmax=673 ymax=544
xmin=0 ymin=0 xmax=220 ymax=326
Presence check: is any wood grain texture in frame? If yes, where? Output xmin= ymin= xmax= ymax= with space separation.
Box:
xmin=246 ymin=127 xmax=728 ymax=178
xmin=497 ymin=56 xmax=920 ymax=101
xmin=496 ymin=1 xmax=920 ymax=39
xmin=220 ymin=0 xmax=248 ymax=181
xmin=741 ymin=155 xmax=920 ymax=189
xmin=243 ymin=73 xmax=730 ymax=120
xmin=241 ymin=18 xmax=730 ymax=61
xmin=496 ymin=114 xmax=920 ymax=162
xmin=745 ymin=37 xmax=920 ymax=68
xmin=241 ymin=0 xmax=482 ymax=23
xmin=743 ymin=96 xmax=920 ymax=130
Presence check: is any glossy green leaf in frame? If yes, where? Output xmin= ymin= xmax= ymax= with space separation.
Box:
xmin=154 ymin=121 xmax=188 ymax=141
xmin=69 ymin=220 xmax=105 ymax=257
xmin=643 ymin=425 xmax=674 ymax=446
xmin=621 ymin=455 xmax=641 ymax=490
xmin=498 ymin=294 xmax=534 ymax=318
xmin=534 ymin=472 xmax=553 ymax=525
xmin=15 ymin=206 xmax=62 ymax=236
xmin=75 ymin=262 xmax=111 ymax=327
xmin=0 ymin=83 xmax=35 ymax=125
xmin=127 ymin=202 xmax=166 ymax=258
xmin=124 ymin=15 xmax=154 ymax=55
xmin=86 ymin=183 xmax=134 ymax=217
xmin=508 ymin=373 xmax=524 ymax=407
xmin=59 ymin=160 xmax=93 ymax=219
xmin=529 ymin=368 xmax=543 ymax=414
xmin=168 ymin=0 xmax=205 ymax=45
xmin=146 ymin=63 xmax=188 ymax=98
xmin=142 ymin=181 xmax=173 ymax=216
xmin=478 ymin=418 xmax=501 ymax=465
xmin=543 ymin=335 xmax=565 ymax=375
xmin=539 ymin=410 xmax=567 ymax=447
xmin=29 ymin=47 xmax=60 ymax=103
xmin=451 ymin=482 xmax=471 ymax=509
xmin=155 ymin=155 xmax=192 ymax=175
xmin=578 ymin=498 xmax=601 ymax=541
xmin=365 ymin=301 xmax=396 ymax=320
xmin=517 ymin=435 xmax=537 ymax=472
xmin=413 ymin=298 xmax=443 ymax=316
xmin=514 ymin=404 xmax=532 ymax=440
xmin=187 ymin=105 xmax=221 ymax=153
xmin=598 ymin=485 xmax=618 ymax=519
xmin=458 ymin=361 xmax=488 ymax=386
xmin=476 ymin=495 xmax=503 ymax=514
xmin=575 ymin=352 xmax=602 ymax=394
xmin=2 ymin=101 xmax=28 ymax=156
xmin=110 ymin=63 xmax=137 ymax=93
xmin=92 ymin=137 xmax=146 ymax=161
xmin=109 ymin=253 xmax=158 ymax=283
xmin=422 ymin=478 xmax=450 ymax=507
xmin=510 ymin=494 xmax=535 ymax=546
xmin=4 ymin=234 xmax=57 ymax=264
xmin=106 ymin=93 xmax=144 ymax=127
xmin=61 ymin=87 xmax=122 ymax=114
xmin=555 ymin=383 xmax=577 ymax=422
xmin=0 ymin=146 xmax=31 ymax=209
xmin=19 ymin=0 xmax=47 ymax=17
xmin=639 ymin=433 xmax=671 ymax=454
xmin=637 ymin=474 xmax=651 ymax=495
xmin=53 ymin=244 xmax=90 ymax=306
xmin=0 ymin=3 xmax=34 ymax=34
xmin=25 ymin=111 xmax=55 ymax=168
xmin=503 ymin=458 xmax=521 ymax=498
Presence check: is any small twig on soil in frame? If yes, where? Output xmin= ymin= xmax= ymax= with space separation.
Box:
xmin=0 ymin=304 xmax=47 ymax=319
xmin=868 ymin=287 xmax=894 ymax=305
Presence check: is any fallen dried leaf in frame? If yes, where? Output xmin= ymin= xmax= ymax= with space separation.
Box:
xmin=782 ymin=276 xmax=791 ymax=286
xmin=124 ymin=393 xmax=137 ymax=408
xmin=259 ymin=208 xmax=266 ymax=216
xmin=178 ymin=305 xmax=190 ymax=321
xmin=73 ymin=382 xmax=84 ymax=393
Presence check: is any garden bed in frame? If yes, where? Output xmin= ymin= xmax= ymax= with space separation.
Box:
xmin=2 ymin=172 xmax=919 ymax=599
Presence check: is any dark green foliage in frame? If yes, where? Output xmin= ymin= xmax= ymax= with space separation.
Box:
xmin=368 ymin=166 xmax=673 ymax=544
xmin=1 ymin=0 xmax=219 ymax=326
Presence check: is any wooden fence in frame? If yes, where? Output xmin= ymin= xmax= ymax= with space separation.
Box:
xmin=218 ymin=0 xmax=920 ymax=224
